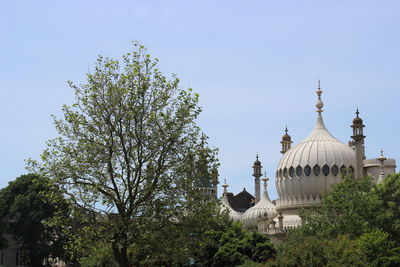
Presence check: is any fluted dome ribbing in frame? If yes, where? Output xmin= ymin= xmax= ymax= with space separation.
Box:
xmin=220 ymin=194 xmax=243 ymax=221
xmin=243 ymin=189 xmax=277 ymax=229
xmin=276 ymin=115 xmax=356 ymax=210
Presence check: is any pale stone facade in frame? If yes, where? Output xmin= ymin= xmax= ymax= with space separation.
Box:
xmin=221 ymin=82 xmax=397 ymax=235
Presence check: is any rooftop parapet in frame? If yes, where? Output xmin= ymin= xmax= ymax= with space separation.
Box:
xmin=364 ymin=158 xmax=396 ymax=167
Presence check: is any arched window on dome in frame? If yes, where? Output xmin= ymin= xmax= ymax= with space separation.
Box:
xmin=313 ymin=164 xmax=321 ymax=176
xmin=296 ymin=166 xmax=302 ymax=177
xmin=304 ymin=165 xmax=311 ymax=176
xmin=289 ymin=166 xmax=294 ymax=178
xmin=322 ymin=164 xmax=330 ymax=176
xmin=331 ymin=164 xmax=339 ymax=176
xmin=283 ymin=167 xmax=288 ymax=178
xmin=340 ymin=165 xmax=347 ymax=177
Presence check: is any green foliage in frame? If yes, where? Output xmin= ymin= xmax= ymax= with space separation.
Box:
xmin=372 ymin=173 xmax=400 ymax=244
xmin=357 ymin=229 xmax=400 ymax=267
xmin=128 ymin=198 xmax=229 ymax=266
xmin=79 ymin=244 xmax=119 ymax=267
xmin=269 ymin=175 xmax=400 ymax=267
xmin=267 ymin=235 xmax=365 ymax=267
xmin=237 ymin=260 xmax=263 ymax=267
xmin=30 ymin=42 xmax=218 ymax=266
xmin=0 ymin=174 xmax=70 ymax=266
xmin=195 ymin=221 xmax=276 ymax=267
xmin=299 ymin=177 xmax=382 ymax=239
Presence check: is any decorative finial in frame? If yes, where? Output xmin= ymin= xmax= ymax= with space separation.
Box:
xmin=222 ymin=179 xmax=229 ymax=194
xmin=262 ymin=173 xmax=269 ymax=192
xmin=378 ymin=148 xmax=387 ymax=163
xmin=285 ymin=125 xmax=288 ymax=134
xmin=256 ymin=153 xmax=259 ymax=160
xmin=356 ymin=107 xmax=359 ymax=118
xmin=316 ymin=80 xmax=324 ymax=115
xmin=377 ymin=149 xmax=387 ymax=183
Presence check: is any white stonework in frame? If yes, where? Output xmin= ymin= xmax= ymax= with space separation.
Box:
xmin=276 ymin=115 xmax=356 ymax=211
xmin=220 ymin=83 xmax=397 ymax=236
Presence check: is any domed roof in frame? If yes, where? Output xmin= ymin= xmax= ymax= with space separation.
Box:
xmin=253 ymin=154 xmax=261 ymax=166
xmin=353 ymin=116 xmax=363 ymax=124
xmin=220 ymin=182 xmax=243 ymax=221
xmin=278 ymin=116 xmax=355 ymax=170
xmin=275 ymin=85 xmax=356 ymax=210
xmin=271 ymin=214 xmax=302 ymax=230
xmin=352 ymin=109 xmax=363 ymax=124
xmin=243 ymin=178 xmax=277 ymax=229
xmin=282 ymin=127 xmax=292 ymax=141
xmin=220 ymin=194 xmax=243 ymax=221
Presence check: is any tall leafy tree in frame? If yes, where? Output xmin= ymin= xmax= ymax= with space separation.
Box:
xmin=0 ymin=174 xmax=70 ymax=266
xmin=373 ymin=173 xmax=400 ymax=244
xmin=32 ymin=43 xmax=218 ymax=266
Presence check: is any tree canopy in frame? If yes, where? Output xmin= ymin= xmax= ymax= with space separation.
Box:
xmin=0 ymin=173 xmax=70 ymax=266
xmin=267 ymin=174 xmax=400 ymax=267
xmin=31 ymin=43 xmax=218 ymax=266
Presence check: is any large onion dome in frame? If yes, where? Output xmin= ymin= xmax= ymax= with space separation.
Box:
xmin=243 ymin=177 xmax=277 ymax=229
xmin=220 ymin=181 xmax=243 ymax=221
xmin=275 ymin=84 xmax=356 ymax=211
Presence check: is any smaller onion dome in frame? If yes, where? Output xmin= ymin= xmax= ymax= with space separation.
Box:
xmin=282 ymin=126 xmax=292 ymax=141
xmin=352 ymin=108 xmax=363 ymax=124
xmin=220 ymin=180 xmax=243 ymax=221
xmin=243 ymin=176 xmax=277 ymax=229
xmin=220 ymin=194 xmax=243 ymax=221
xmin=253 ymin=154 xmax=261 ymax=166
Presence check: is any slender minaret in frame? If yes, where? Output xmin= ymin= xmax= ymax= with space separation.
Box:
xmin=222 ymin=179 xmax=229 ymax=195
xmin=351 ymin=108 xmax=366 ymax=180
xmin=252 ymin=154 xmax=262 ymax=203
xmin=211 ymin=167 xmax=219 ymax=198
xmin=377 ymin=149 xmax=387 ymax=184
xmin=280 ymin=126 xmax=293 ymax=154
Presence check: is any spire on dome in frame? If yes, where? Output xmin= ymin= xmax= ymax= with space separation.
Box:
xmin=222 ymin=179 xmax=229 ymax=195
xmin=316 ymin=80 xmax=324 ymax=116
xmin=254 ymin=154 xmax=261 ymax=166
xmin=353 ymin=107 xmax=363 ymax=124
xmin=262 ymin=174 xmax=269 ymax=192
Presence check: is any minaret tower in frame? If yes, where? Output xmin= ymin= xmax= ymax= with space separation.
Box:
xmin=252 ymin=154 xmax=262 ymax=203
xmin=351 ymin=108 xmax=366 ymax=180
xmin=280 ymin=126 xmax=292 ymax=154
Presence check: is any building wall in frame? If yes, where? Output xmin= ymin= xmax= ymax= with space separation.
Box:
xmin=364 ymin=158 xmax=396 ymax=183
xmin=1 ymin=234 xmax=25 ymax=267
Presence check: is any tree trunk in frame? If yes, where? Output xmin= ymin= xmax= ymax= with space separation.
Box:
xmin=112 ymin=243 xmax=130 ymax=267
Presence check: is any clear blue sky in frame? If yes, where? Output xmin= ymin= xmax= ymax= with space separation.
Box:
xmin=1 ymin=0 xmax=400 ymax=200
